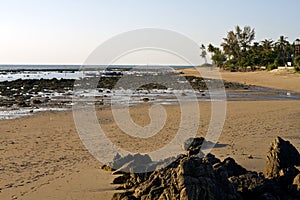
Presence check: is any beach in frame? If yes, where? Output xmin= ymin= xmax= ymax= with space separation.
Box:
xmin=1 ymin=70 xmax=300 ymax=199
xmin=178 ymin=68 xmax=300 ymax=92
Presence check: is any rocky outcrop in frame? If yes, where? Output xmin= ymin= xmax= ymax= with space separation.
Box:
xmin=265 ymin=136 xmax=300 ymax=178
xmin=112 ymin=155 xmax=242 ymax=200
xmin=107 ymin=137 xmax=300 ymax=200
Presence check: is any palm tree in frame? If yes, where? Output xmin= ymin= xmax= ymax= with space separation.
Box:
xmin=261 ymin=39 xmax=274 ymax=51
xmin=221 ymin=25 xmax=255 ymax=68
xmin=261 ymin=39 xmax=275 ymax=66
xmin=275 ymin=36 xmax=290 ymax=66
xmin=200 ymin=44 xmax=207 ymax=64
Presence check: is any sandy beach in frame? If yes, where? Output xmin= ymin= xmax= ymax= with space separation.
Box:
xmin=1 ymin=70 xmax=300 ymax=200
xmin=178 ymin=68 xmax=300 ymax=92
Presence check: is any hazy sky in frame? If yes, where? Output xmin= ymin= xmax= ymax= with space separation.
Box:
xmin=0 ymin=0 xmax=299 ymax=64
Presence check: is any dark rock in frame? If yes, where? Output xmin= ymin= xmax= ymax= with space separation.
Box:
xmin=142 ymin=97 xmax=149 ymax=102
xmin=177 ymin=156 xmax=214 ymax=178
xmin=113 ymin=155 xmax=241 ymax=200
xmin=293 ymin=173 xmax=300 ymax=190
xmin=265 ymin=137 xmax=300 ymax=178
xmin=257 ymin=192 xmax=280 ymax=200
xmin=113 ymin=174 xmax=131 ymax=184
xmin=202 ymin=153 xmax=221 ymax=165
xmin=213 ymin=157 xmax=248 ymax=178
xmin=110 ymin=153 xmax=153 ymax=173
xmin=101 ymin=165 xmax=113 ymax=171
xmin=278 ymin=167 xmax=299 ymax=187
xmin=182 ymin=137 xmax=204 ymax=156
xmin=111 ymin=137 xmax=300 ymax=200
xmin=32 ymin=99 xmax=43 ymax=104
xmin=229 ymin=173 xmax=269 ymax=199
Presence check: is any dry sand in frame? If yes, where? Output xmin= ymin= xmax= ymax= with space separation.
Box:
xmin=1 ymin=70 xmax=300 ymax=200
xmin=178 ymin=68 xmax=300 ymax=92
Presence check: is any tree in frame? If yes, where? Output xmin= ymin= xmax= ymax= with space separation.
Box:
xmin=260 ymin=39 xmax=276 ymax=66
xmin=207 ymin=25 xmax=296 ymax=71
xmin=207 ymin=44 xmax=226 ymax=68
xmin=294 ymin=55 xmax=300 ymax=71
xmin=221 ymin=25 xmax=255 ymax=67
xmin=275 ymin=35 xmax=291 ymax=66
xmin=200 ymin=44 xmax=207 ymax=64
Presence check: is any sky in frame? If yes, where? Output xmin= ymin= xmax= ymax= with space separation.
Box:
xmin=0 ymin=0 xmax=299 ymax=64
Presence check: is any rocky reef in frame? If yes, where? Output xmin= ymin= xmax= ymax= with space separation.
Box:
xmin=0 ymin=76 xmax=249 ymax=108
xmin=105 ymin=137 xmax=300 ymax=200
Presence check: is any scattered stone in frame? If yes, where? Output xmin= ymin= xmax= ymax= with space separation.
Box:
xmin=142 ymin=97 xmax=149 ymax=102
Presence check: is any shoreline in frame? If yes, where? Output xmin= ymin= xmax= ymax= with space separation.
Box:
xmin=1 ymin=71 xmax=299 ymax=120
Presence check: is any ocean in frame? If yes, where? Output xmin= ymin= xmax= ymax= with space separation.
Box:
xmin=0 ymin=64 xmax=192 ymax=71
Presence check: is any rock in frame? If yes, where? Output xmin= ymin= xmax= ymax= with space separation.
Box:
xmin=111 ymin=153 xmax=153 ymax=173
xmin=213 ymin=157 xmax=248 ymax=178
xmin=142 ymin=97 xmax=149 ymax=102
xmin=101 ymin=165 xmax=113 ymax=171
xmin=265 ymin=137 xmax=300 ymax=178
xmin=293 ymin=173 xmax=300 ymax=191
xmin=257 ymin=192 xmax=280 ymax=200
xmin=111 ymin=137 xmax=300 ymax=200
xmin=278 ymin=167 xmax=299 ymax=186
xmin=229 ymin=173 xmax=265 ymax=194
xmin=32 ymin=99 xmax=43 ymax=104
xmin=113 ymin=174 xmax=131 ymax=184
xmin=112 ymin=192 xmax=137 ymax=200
xmin=182 ymin=137 xmax=204 ymax=156
xmin=202 ymin=153 xmax=221 ymax=165
xmin=177 ymin=156 xmax=214 ymax=178
xmin=113 ymin=155 xmax=241 ymax=200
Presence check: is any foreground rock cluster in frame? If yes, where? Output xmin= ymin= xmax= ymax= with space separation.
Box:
xmin=104 ymin=137 xmax=300 ymax=200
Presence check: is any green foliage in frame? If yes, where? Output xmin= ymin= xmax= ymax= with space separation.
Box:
xmin=221 ymin=25 xmax=255 ymax=67
xmin=205 ymin=26 xmax=295 ymax=71
xmin=200 ymin=44 xmax=207 ymax=63
xmin=294 ymin=55 xmax=300 ymax=71
xmin=267 ymin=63 xmax=277 ymax=71
xmin=208 ymin=44 xmax=226 ymax=68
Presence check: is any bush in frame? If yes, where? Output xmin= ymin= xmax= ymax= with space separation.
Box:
xmin=294 ymin=56 xmax=300 ymax=71
xmin=267 ymin=63 xmax=277 ymax=71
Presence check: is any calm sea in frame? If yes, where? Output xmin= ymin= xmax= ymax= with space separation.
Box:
xmin=0 ymin=65 xmax=192 ymax=71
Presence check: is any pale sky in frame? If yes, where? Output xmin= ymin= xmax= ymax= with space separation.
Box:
xmin=0 ymin=0 xmax=299 ymax=64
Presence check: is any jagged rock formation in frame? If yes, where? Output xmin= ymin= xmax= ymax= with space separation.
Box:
xmin=106 ymin=137 xmax=300 ymax=200
xmin=265 ymin=136 xmax=300 ymax=178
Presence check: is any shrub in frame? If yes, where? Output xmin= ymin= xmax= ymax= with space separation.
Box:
xmin=267 ymin=63 xmax=277 ymax=71
xmin=294 ymin=55 xmax=300 ymax=71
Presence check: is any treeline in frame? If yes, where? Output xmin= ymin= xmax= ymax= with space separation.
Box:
xmin=202 ymin=25 xmax=300 ymax=71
